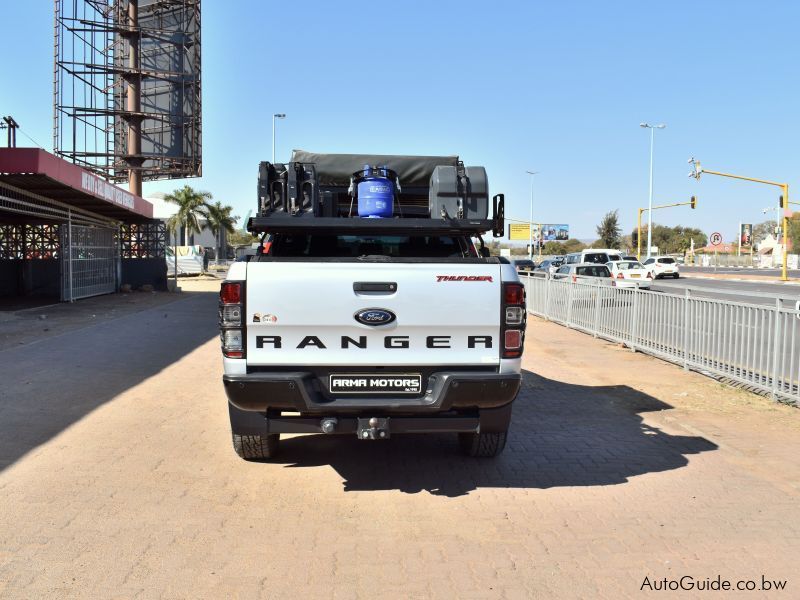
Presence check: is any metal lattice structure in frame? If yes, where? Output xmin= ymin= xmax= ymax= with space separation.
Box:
xmin=120 ymin=220 xmax=166 ymax=258
xmin=54 ymin=0 xmax=202 ymax=191
xmin=0 ymin=224 xmax=61 ymax=260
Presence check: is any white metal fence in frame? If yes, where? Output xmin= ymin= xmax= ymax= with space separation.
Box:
xmin=525 ymin=276 xmax=800 ymax=405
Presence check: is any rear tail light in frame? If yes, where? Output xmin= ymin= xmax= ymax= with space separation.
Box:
xmin=221 ymin=305 xmax=242 ymax=325
xmin=221 ymin=329 xmax=244 ymax=357
xmin=647 ymin=271 xmax=653 ymax=279
xmin=504 ymin=283 xmax=525 ymax=305
xmin=220 ymin=282 xmax=241 ymax=304
xmin=505 ymin=306 xmax=524 ymax=325
xmin=220 ymin=281 xmax=245 ymax=358
xmin=572 ymin=275 xmax=577 ymax=283
xmin=502 ymin=282 xmax=526 ymax=358
xmin=504 ymin=330 xmax=522 ymax=351
xmin=616 ymin=272 xmax=624 ymax=279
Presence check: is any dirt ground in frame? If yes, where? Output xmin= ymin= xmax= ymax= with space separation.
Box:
xmin=0 ymin=289 xmax=798 ymax=598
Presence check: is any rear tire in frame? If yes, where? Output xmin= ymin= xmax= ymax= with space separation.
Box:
xmin=673 ymin=273 xmax=680 ymax=279
xmin=232 ymin=433 xmax=279 ymax=460
xmin=459 ymin=431 xmax=508 ymax=457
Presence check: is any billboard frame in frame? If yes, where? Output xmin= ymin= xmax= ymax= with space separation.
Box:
xmin=54 ymin=0 xmax=202 ymax=195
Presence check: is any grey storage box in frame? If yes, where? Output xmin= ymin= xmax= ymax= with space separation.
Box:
xmin=429 ymin=165 xmax=489 ymax=220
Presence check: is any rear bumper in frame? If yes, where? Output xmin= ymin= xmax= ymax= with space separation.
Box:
xmin=223 ymin=370 xmax=521 ymax=414
xmin=614 ymin=279 xmax=651 ymax=288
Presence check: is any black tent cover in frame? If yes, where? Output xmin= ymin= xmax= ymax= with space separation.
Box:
xmin=290 ymin=150 xmax=459 ymax=187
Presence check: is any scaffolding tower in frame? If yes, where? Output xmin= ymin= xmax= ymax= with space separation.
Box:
xmin=54 ymin=0 xmax=201 ymax=195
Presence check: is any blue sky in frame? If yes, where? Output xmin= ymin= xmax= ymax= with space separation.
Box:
xmin=2 ymin=1 xmax=798 ymax=241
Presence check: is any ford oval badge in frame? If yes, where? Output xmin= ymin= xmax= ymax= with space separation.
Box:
xmin=354 ymin=308 xmax=396 ymax=326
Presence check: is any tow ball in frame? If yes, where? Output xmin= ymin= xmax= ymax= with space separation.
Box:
xmin=357 ymin=417 xmax=390 ymax=440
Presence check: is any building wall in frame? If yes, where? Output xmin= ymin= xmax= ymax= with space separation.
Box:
xmin=121 ymin=258 xmax=168 ymax=291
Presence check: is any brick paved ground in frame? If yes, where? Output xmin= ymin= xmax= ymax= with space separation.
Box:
xmin=0 ymin=282 xmax=798 ymax=598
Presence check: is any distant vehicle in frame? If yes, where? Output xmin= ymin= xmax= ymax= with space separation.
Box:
xmin=512 ymin=258 xmax=536 ymax=274
xmin=622 ymin=255 xmax=638 ymax=261
xmin=642 ymin=256 xmax=680 ymax=279
xmin=553 ymin=262 xmax=613 ymax=282
xmin=565 ymin=249 xmax=623 ymax=265
xmin=606 ymin=260 xmax=652 ymax=289
xmin=535 ymin=258 xmax=564 ymax=276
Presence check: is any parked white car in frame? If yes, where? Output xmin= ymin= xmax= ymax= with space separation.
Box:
xmin=642 ymin=256 xmax=680 ymax=279
xmin=565 ymin=249 xmax=623 ymax=265
xmin=606 ymin=260 xmax=652 ymax=288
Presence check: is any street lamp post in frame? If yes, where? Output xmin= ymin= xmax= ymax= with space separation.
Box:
xmin=272 ymin=113 xmax=286 ymax=163
xmin=640 ymin=123 xmax=666 ymax=259
xmin=525 ymin=170 xmax=539 ymax=261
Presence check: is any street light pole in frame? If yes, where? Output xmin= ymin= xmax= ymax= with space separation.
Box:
xmin=272 ymin=113 xmax=286 ymax=163
xmin=641 ymin=123 xmax=666 ymax=258
xmin=525 ymin=170 xmax=538 ymax=261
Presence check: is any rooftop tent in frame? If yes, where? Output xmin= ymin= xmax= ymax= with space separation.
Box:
xmin=290 ymin=150 xmax=459 ymax=187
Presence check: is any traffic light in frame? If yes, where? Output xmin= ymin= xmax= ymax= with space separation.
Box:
xmin=690 ymin=195 xmax=697 ymax=209
xmin=779 ymin=195 xmax=785 ymax=208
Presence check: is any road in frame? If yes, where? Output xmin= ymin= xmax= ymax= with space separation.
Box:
xmin=651 ymin=277 xmax=799 ymax=306
xmin=681 ymin=265 xmax=800 ymax=278
xmin=1 ymin=280 xmax=799 ymax=598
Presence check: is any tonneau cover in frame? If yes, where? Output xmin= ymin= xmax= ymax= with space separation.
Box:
xmin=290 ymin=150 xmax=459 ymax=187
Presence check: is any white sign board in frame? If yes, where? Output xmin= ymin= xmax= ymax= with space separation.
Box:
xmin=500 ymin=248 xmax=512 ymax=257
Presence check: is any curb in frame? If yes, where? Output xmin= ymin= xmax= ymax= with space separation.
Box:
xmin=681 ymin=274 xmax=800 ymax=286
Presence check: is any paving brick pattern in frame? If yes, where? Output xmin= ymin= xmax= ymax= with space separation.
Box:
xmin=0 ymin=291 xmax=798 ymax=598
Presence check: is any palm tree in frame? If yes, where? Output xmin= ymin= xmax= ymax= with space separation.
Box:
xmin=204 ymin=201 xmax=239 ymax=263
xmin=164 ymin=185 xmax=212 ymax=246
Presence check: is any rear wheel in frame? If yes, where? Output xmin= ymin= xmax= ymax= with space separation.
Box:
xmin=232 ymin=433 xmax=279 ymax=460
xmin=459 ymin=431 xmax=508 ymax=457
xmin=673 ymin=273 xmax=680 ymax=279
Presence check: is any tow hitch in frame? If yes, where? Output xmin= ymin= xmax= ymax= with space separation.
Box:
xmin=357 ymin=417 xmax=390 ymax=440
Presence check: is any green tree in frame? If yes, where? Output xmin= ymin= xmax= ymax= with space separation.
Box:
xmin=204 ymin=201 xmax=239 ymax=261
xmin=228 ymin=230 xmax=259 ymax=247
xmin=788 ymin=213 xmax=800 ymax=253
xmin=164 ymin=185 xmax=212 ymax=245
xmin=596 ymin=210 xmax=621 ymax=248
xmin=752 ymin=220 xmax=777 ymax=245
xmin=542 ymin=239 xmax=586 ymax=255
xmin=632 ymin=223 xmax=707 ymax=254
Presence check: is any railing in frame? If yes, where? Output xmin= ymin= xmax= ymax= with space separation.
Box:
xmin=524 ymin=275 xmax=800 ymax=405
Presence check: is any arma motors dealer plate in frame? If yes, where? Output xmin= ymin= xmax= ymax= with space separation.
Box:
xmin=329 ymin=373 xmax=422 ymax=394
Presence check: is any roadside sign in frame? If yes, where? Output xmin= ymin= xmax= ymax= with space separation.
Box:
xmin=508 ymin=223 xmax=531 ymax=240
xmin=710 ymin=232 xmax=723 ymax=246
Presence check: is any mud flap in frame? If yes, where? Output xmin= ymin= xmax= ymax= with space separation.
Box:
xmin=478 ymin=403 xmax=513 ymax=433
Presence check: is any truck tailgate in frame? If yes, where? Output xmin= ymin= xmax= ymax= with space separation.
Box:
xmin=245 ymin=262 xmax=501 ymax=366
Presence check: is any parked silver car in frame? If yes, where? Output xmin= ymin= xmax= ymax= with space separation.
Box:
xmin=553 ymin=262 xmax=613 ymax=282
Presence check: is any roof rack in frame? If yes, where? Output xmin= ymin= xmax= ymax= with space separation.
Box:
xmin=251 ymin=152 xmax=506 ymax=237
xmin=247 ymin=215 xmax=502 ymax=236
